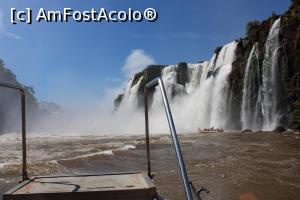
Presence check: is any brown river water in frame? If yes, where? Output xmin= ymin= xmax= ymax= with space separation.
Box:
xmin=0 ymin=132 xmax=299 ymax=200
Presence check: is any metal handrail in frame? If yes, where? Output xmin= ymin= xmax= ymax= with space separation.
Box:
xmin=144 ymin=77 xmax=193 ymax=200
xmin=0 ymin=82 xmax=28 ymax=181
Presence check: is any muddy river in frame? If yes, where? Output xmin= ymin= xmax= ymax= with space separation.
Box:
xmin=0 ymin=132 xmax=299 ymax=200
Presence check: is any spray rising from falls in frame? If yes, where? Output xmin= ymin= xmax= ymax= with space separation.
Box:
xmin=117 ymin=41 xmax=238 ymax=133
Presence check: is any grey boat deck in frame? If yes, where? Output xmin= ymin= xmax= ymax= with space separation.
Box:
xmin=3 ymin=172 xmax=156 ymax=200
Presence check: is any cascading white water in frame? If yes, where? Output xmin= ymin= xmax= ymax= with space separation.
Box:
xmin=118 ymin=41 xmax=238 ymax=132
xmin=241 ymin=44 xmax=259 ymax=130
xmin=209 ymin=42 xmax=238 ymax=128
xmin=118 ymin=76 xmax=143 ymax=112
xmin=206 ymin=54 xmax=217 ymax=73
xmin=240 ymin=18 xmax=283 ymax=131
xmin=181 ymin=42 xmax=237 ymax=130
xmin=215 ymin=43 xmax=237 ymax=71
xmin=186 ymin=63 xmax=205 ymax=94
xmin=114 ymin=18 xmax=287 ymax=133
xmin=261 ymin=18 xmax=281 ymax=131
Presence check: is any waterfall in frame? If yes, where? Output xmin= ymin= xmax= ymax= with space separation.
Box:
xmin=186 ymin=63 xmax=205 ymax=94
xmin=261 ymin=18 xmax=281 ymax=131
xmin=118 ymin=76 xmax=143 ymax=112
xmin=117 ymin=41 xmax=238 ymax=132
xmin=210 ymin=42 xmax=238 ymax=128
xmin=161 ymin=41 xmax=237 ymax=131
xmin=151 ymin=65 xmax=181 ymax=109
xmin=240 ymin=18 xmax=283 ymax=131
xmin=241 ymin=44 xmax=260 ymax=130
xmin=215 ymin=42 xmax=237 ymax=71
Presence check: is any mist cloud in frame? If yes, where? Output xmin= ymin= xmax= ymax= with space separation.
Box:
xmin=0 ymin=48 xmax=156 ymax=136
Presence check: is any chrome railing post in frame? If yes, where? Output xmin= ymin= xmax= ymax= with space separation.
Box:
xmin=0 ymin=82 xmax=28 ymax=181
xmin=144 ymin=77 xmax=193 ymax=200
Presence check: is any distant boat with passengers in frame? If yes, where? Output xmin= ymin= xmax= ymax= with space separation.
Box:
xmin=198 ymin=126 xmax=224 ymax=133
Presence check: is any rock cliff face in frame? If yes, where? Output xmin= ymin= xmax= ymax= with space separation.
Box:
xmin=228 ymin=16 xmax=283 ymax=130
xmin=280 ymin=0 xmax=300 ymax=130
xmin=0 ymin=59 xmax=58 ymax=133
xmin=229 ymin=0 xmax=300 ymax=130
xmin=115 ymin=0 xmax=300 ymax=131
